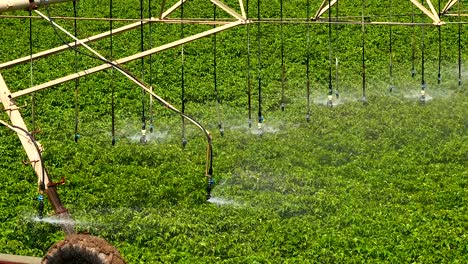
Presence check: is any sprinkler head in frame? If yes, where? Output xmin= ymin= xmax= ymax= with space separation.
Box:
xmin=149 ymin=124 xmax=154 ymax=133
xmin=74 ymin=134 xmax=80 ymax=143
xmin=361 ymin=96 xmax=367 ymax=105
xmin=280 ymin=103 xmax=285 ymax=111
xmin=219 ymin=127 xmax=224 ymax=137
xmin=182 ymin=137 xmax=188 ymax=148
xmin=257 ymin=123 xmax=264 ymax=136
xmin=140 ymin=130 xmax=148 ymax=144
xmin=327 ymin=95 xmax=333 ymax=108
xmin=419 ymin=90 xmax=426 ymax=104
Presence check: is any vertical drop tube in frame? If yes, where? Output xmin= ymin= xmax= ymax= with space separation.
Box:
xmin=246 ymin=0 xmax=252 ymax=128
xmin=361 ymin=0 xmax=367 ymax=103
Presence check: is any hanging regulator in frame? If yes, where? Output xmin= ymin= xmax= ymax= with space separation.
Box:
xmin=37 ymin=193 xmax=44 ymax=219
xmin=37 ymin=181 xmax=45 ymax=219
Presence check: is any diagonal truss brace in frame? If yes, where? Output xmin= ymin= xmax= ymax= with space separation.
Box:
xmin=410 ymin=0 xmax=443 ymax=25
xmin=313 ymin=0 xmax=337 ymax=20
xmin=313 ymin=0 xmax=444 ymax=25
xmin=11 ymin=20 xmax=243 ymax=99
xmin=162 ymin=0 xmax=244 ymax=20
xmin=441 ymin=0 xmax=459 ymax=14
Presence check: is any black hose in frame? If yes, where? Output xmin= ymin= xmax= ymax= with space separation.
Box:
xmin=149 ymin=0 xmax=154 ymax=133
xmin=246 ymin=0 xmax=252 ymax=127
xmin=213 ymin=5 xmax=224 ymax=137
xmin=458 ymin=0 xmax=462 ymax=88
xmin=257 ymin=0 xmax=263 ymax=126
xmin=306 ymin=0 xmax=311 ymax=121
xmin=280 ymin=0 xmax=285 ymax=111
xmin=361 ymin=0 xmax=366 ymax=101
xmin=110 ymin=0 xmax=115 ymax=145
xmin=29 ymin=9 xmax=36 ymax=138
xmin=140 ymin=0 xmax=146 ymax=134
xmin=73 ymin=0 xmax=80 ymax=143
xmin=328 ymin=0 xmax=333 ymax=97
xmin=181 ymin=0 xmax=187 ymax=147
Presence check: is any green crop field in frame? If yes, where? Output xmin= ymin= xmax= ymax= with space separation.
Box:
xmin=0 ymin=0 xmax=467 ymax=263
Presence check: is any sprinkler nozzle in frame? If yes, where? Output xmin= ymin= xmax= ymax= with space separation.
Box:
xmin=182 ymin=138 xmax=188 ymax=148
xmin=280 ymin=103 xmax=285 ymax=111
xmin=74 ymin=134 xmax=80 ymax=143
xmin=361 ymin=96 xmax=367 ymax=105
xmin=257 ymin=123 xmax=264 ymax=136
xmin=419 ymin=90 xmax=426 ymax=103
xmin=140 ymin=130 xmax=147 ymax=144
xmin=327 ymin=95 xmax=333 ymax=108
xmin=218 ymin=124 xmax=224 ymax=137
xmin=37 ymin=194 xmax=44 ymax=219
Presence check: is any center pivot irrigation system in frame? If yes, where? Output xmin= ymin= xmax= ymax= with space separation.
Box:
xmin=0 ymin=0 xmax=466 ymax=263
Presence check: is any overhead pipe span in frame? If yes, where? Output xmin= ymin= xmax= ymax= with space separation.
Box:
xmin=0 ymin=0 xmax=74 ymax=13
